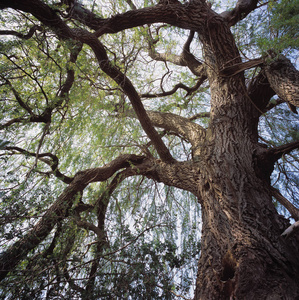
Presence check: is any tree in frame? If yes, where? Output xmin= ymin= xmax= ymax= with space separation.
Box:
xmin=0 ymin=0 xmax=299 ymax=298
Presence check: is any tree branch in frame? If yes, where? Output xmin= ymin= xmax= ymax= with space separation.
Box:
xmin=254 ymin=141 xmax=299 ymax=181
xmin=4 ymin=0 xmax=207 ymax=37
xmin=267 ymin=141 xmax=299 ymax=163
xmin=146 ymin=110 xmax=205 ymax=145
xmin=0 ymin=39 xmax=82 ymax=129
xmin=0 ymin=154 xmax=147 ymax=282
xmin=270 ymin=187 xmax=299 ymax=221
xmin=2 ymin=77 xmax=35 ymax=116
xmin=188 ymin=112 xmax=210 ymax=121
xmin=120 ymin=109 xmax=206 ymax=147
xmin=219 ymin=58 xmax=263 ymax=77
xmin=262 ymin=98 xmax=284 ymax=114
xmin=148 ymin=28 xmax=206 ymax=77
xmin=1 ymin=0 xmax=176 ymax=162
xmin=247 ymin=69 xmax=276 ymax=114
xmin=0 ymin=25 xmax=42 ymax=39
xmin=281 ymin=221 xmax=299 ymax=237
xmin=71 ymin=29 xmax=175 ymax=163
xmin=220 ymin=0 xmax=259 ymax=27
xmin=265 ymin=55 xmax=299 ymax=108
xmin=141 ymin=80 xmax=202 ymax=98
xmin=4 ymin=146 xmax=73 ymax=184
xmin=85 ymin=168 xmax=138 ymax=295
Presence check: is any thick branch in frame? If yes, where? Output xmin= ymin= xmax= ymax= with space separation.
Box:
xmin=2 ymin=0 xmax=209 ymax=37
xmin=57 ymin=42 xmax=82 ymax=100
xmin=142 ymin=159 xmax=200 ymax=197
xmin=254 ymin=141 xmax=299 ymax=182
xmin=72 ymin=29 xmax=175 ymax=163
xmin=0 ymin=154 xmax=146 ymax=282
xmin=267 ymin=141 xmax=299 ymax=163
xmin=220 ymin=0 xmax=259 ymax=27
xmin=247 ymin=69 xmax=276 ymax=114
xmin=121 ymin=109 xmax=206 ymax=147
xmin=146 ymin=111 xmax=205 ymax=145
xmin=265 ymin=55 xmax=299 ymax=108
xmin=0 ymin=117 xmax=27 ymax=130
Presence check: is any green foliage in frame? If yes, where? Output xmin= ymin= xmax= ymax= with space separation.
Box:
xmin=257 ymin=0 xmax=299 ymax=53
xmin=0 ymin=0 xmax=298 ymax=298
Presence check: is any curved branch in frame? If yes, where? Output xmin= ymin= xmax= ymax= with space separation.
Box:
xmin=148 ymin=28 xmax=206 ymax=77
xmin=0 ymin=117 xmax=26 ymax=130
xmin=254 ymin=141 xmax=299 ymax=181
xmin=72 ymin=29 xmax=175 ymax=163
xmin=0 ymin=154 xmax=146 ymax=282
xmin=85 ymin=168 xmax=138 ymax=295
xmin=57 ymin=42 xmax=82 ymax=101
xmin=0 ymin=25 xmax=42 ymax=39
xmin=271 ymin=187 xmax=299 ymax=221
xmin=220 ymin=0 xmax=259 ymax=27
xmin=4 ymin=146 xmax=73 ymax=184
xmin=141 ymin=80 xmax=202 ymax=98
xmin=2 ymin=78 xmax=34 ymax=116
xmin=1 ymin=0 xmax=206 ymax=37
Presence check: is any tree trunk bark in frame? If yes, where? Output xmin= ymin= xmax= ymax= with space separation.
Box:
xmin=194 ymin=154 xmax=299 ymax=299
xmin=193 ymin=13 xmax=299 ymax=298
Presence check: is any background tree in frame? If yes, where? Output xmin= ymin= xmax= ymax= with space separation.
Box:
xmin=0 ymin=0 xmax=298 ymax=299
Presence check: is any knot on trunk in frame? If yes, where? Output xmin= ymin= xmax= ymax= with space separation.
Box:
xmin=220 ymin=250 xmax=238 ymax=299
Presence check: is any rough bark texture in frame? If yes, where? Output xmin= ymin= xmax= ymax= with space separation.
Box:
xmin=265 ymin=55 xmax=299 ymax=108
xmin=0 ymin=1 xmax=299 ymax=299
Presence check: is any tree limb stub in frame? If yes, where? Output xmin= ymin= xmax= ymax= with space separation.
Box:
xmin=265 ymin=55 xmax=299 ymax=108
xmin=247 ymin=69 xmax=276 ymax=114
xmin=254 ymin=141 xmax=299 ymax=181
xmin=281 ymin=221 xmax=299 ymax=237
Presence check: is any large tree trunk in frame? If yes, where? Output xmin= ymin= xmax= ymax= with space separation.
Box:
xmin=195 ymin=147 xmax=299 ymax=299
xmin=1 ymin=1 xmax=299 ymax=298
xmin=192 ymin=11 xmax=299 ymax=298
xmin=193 ymin=70 xmax=299 ymax=298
